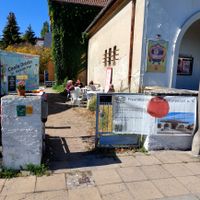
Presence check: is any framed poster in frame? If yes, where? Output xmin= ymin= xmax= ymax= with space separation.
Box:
xmin=147 ymin=40 xmax=168 ymax=73
xmin=177 ymin=56 xmax=193 ymax=75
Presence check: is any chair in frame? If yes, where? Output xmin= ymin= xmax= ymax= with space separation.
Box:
xmin=70 ymin=87 xmax=82 ymax=106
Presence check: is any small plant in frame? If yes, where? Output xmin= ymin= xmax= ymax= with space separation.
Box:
xmin=88 ymin=96 xmax=96 ymax=112
xmin=0 ymin=168 xmax=19 ymax=178
xmin=25 ymin=164 xmax=49 ymax=176
xmin=16 ymin=80 xmax=25 ymax=90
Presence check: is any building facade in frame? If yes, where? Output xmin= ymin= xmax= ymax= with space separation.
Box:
xmin=87 ymin=0 xmax=200 ymax=92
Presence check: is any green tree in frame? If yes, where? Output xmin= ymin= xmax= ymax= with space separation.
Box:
xmin=40 ymin=21 xmax=50 ymax=38
xmin=2 ymin=12 xmax=21 ymax=48
xmin=23 ymin=25 xmax=36 ymax=45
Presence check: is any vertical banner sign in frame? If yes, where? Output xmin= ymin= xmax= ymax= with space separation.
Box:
xmin=112 ymin=95 xmax=196 ymax=135
xmin=147 ymin=40 xmax=168 ymax=72
xmin=105 ymin=67 xmax=112 ymax=92
xmin=8 ymin=75 xmax=16 ymax=92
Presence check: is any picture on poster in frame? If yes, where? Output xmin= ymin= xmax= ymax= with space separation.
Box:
xmin=147 ymin=40 xmax=168 ymax=72
xmin=157 ymin=112 xmax=195 ymax=135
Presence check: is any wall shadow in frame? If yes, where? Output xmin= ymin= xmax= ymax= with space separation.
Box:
xmin=44 ymin=134 xmax=121 ymax=171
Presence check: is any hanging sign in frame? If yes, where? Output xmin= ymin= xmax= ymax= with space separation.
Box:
xmin=147 ymin=40 xmax=168 ymax=72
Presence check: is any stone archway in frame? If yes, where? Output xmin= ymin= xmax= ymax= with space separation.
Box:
xmin=170 ymin=12 xmax=200 ymax=89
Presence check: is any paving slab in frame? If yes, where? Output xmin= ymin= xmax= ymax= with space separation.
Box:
xmin=98 ymin=183 xmax=127 ymax=196
xmin=152 ymin=178 xmax=189 ymax=197
xmin=157 ymin=194 xmax=199 ymax=200
xmin=152 ymin=151 xmax=183 ymax=164
xmin=126 ymin=180 xmax=163 ymax=200
xmin=117 ymin=167 xmax=147 ymax=182
xmin=92 ymin=169 xmax=122 ymax=185
xmin=102 ymin=190 xmax=133 ymax=200
xmin=31 ymin=190 xmax=68 ymax=200
xmin=135 ymin=155 xmax=161 ymax=165
xmin=163 ymin=163 xmax=194 ymax=177
xmin=68 ymin=187 xmax=101 ymax=200
xmin=141 ymin=165 xmax=172 ymax=180
xmin=177 ymin=176 xmax=200 ymax=194
xmin=118 ymin=156 xmax=141 ymax=167
xmin=35 ymin=174 xmax=66 ymax=192
xmin=173 ymin=152 xmax=200 ymax=163
xmin=1 ymin=176 xmax=36 ymax=196
xmin=184 ymin=162 xmax=200 ymax=175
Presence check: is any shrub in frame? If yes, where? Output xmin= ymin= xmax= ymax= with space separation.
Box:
xmin=88 ymin=96 xmax=96 ymax=112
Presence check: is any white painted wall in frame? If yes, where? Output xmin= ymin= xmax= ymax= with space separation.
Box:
xmin=131 ymin=0 xmax=146 ymax=92
xmin=176 ymin=20 xmax=200 ymax=90
xmin=141 ymin=0 xmax=200 ymax=90
xmin=88 ymin=1 xmax=132 ymax=91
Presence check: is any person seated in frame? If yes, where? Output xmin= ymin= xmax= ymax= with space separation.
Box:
xmin=66 ymin=80 xmax=74 ymax=100
xmin=75 ymin=79 xmax=83 ymax=88
xmin=108 ymin=84 xmax=115 ymax=92
xmin=88 ymin=80 xmax=96 ymax=91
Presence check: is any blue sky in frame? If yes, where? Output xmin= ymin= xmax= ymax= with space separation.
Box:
xmin=0 ymin=0 xmax=50 ymax=38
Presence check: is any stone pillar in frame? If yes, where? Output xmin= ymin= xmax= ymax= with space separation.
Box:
xmin=192 ymin=85 xmax=200 ymax=156
xmin=1 ymin=95 xmax=43 ymax=169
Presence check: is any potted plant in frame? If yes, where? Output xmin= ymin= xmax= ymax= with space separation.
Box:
xmin=16 ymin=80 xmax=25 ymax=96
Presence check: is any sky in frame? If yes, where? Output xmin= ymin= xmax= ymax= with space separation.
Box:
xmin=0 ymin=0 xmax=50 ymax=38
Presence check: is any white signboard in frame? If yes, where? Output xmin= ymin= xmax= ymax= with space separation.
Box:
xmin=112 ymin=95 xmax=197 ymax=135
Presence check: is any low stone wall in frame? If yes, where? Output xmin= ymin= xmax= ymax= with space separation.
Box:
xmin=1 ymin=95 xmax=43 ymax=169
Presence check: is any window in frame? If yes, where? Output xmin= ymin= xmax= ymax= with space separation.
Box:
xmin=103 ymin=46 xmax=119 ymax=67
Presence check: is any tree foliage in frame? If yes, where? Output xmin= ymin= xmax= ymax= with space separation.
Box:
xmin=23 ymin=25 xmax=36 ymax=45
xmin=2 ymin=12 xmax=21 ymax=49
xmin=40 ymin=21 xmax=50 ymax=38
xmin=6 ymin=44 xmax=52 ymax=74
xmin=48 ymin=1 xmax=101 ymax=84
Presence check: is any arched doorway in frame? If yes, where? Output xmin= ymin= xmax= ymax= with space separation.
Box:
xmin=171 ymin=12 xmax=200 ymax=90
xmin=176 ymin=20 xmax=200 ymax=90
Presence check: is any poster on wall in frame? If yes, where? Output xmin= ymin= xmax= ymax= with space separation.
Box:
xmin=177 ymin=56 xmax=193 ymax=75
xmin=112 ymin=95 xmax=196 ymax=135
xmin=147 ymin=40 xmax=168 ymax=72
xmin=8 ymin=75 xmax=16 ymax=92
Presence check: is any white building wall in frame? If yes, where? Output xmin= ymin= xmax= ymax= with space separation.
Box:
xmin=87 ymin=1 xmax=132 ymax=91
xmin=131 ymin=0 xmax=146 ymax=92
xmin=141 ymin=0 xmax=200 ymax=89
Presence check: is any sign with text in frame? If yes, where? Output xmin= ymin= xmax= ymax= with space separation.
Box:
xmin=0 ymin=50 xmax=39 ymax=94
xmin=112 ymin=95 xmax=196 ymax=135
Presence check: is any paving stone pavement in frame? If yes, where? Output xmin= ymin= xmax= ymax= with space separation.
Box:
xmin=1 ymin=91 xmax=200 ymax=199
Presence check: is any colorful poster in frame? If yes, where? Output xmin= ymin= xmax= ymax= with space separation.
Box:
xmin=112 ymin=95 xmax=196 ymax=135
xmin=147 ymin=40 xmax=168 ymax=72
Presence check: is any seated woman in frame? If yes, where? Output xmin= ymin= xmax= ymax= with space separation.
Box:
xmin=66 ymin=80 xmax=74 ymax=100
xmin=108 ymin=84 xmax=115 ymax=92
xmin=88 ymin=80 xmax=96 ymax=91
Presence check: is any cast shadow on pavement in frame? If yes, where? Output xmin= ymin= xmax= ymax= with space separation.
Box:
xmin=44 ymin=135 xmax=121 ymax=171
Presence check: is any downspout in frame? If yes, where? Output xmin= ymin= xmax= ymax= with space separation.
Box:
xmin=128 ymin=0 xmax=136 ymax=92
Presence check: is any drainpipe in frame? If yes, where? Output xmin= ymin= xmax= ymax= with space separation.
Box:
xmin=128 ymin=0 xmax=136 ymax=92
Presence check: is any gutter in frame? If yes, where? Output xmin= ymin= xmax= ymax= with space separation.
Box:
xmin=128 ymin=0 xmax=136 ymax=92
